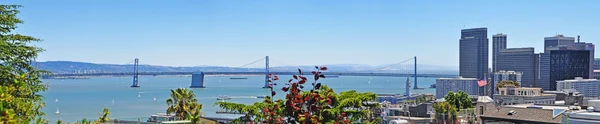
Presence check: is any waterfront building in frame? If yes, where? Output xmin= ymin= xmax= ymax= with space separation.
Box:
xmin=496 ymin=48 xmax=538 ymax=87
xmin=492 ymin=71 xmax=522 ymax=95
xmin=459 ymin=28 xmax=488 ymax=80
xmin=494 ymin=86 xmax=556 ymax=105
xmin=492 ymin=33 xmax=507 ymax=73
xmin=556 ymin=77 xmax=600 ymax=97
xmin=435 ymin=76 xmax=479 ymax=99
xmin=539 ymin=41 xmax=593 ymax=91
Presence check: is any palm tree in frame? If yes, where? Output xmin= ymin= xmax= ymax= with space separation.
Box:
xmin=166 ymin=88 xmax=202 ymax=120
xmin=98 ymin=108 xmax=110 ymax=122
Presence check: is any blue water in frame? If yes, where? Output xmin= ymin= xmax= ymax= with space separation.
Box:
xmin=40 ymin=75 xmax=436 ymax=122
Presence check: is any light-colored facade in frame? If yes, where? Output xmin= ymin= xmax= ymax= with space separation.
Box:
xmin=435 ymin=76 xmax=479 ymax=99
xmin=459 ymin=28 xmax=488 ymax=80
xmin=496 ymin=48 xmax=538 ymax=87
xmin=492 ymin=71 xmax=522 ymax=95
xmin=556 ymin=77 xmax=600 ymax=97
xmin=494 ymin=86 xmax=556 ymax=105
xmin=492 ymin=33 xmax=507 ymax=73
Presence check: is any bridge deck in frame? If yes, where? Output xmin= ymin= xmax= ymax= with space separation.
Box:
xmin=46 ymin=72 xmax=457 ymax=78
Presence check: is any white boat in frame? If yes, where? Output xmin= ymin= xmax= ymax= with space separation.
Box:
xmin=153 ymin=97 xmax=157 ymax=101
xmin=55 ymin=108 xmax=60 ymax=115
xmin=55 ymin=98 xmax=59 ymax=103
xmin=138 ymin=94 xmax=141 ymax=98
xmin=216 ymin=95 xmax=231 ymax=100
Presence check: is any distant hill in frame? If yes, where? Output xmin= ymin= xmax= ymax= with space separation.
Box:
xmin=36 ymin=61 xmax=458 ymax=75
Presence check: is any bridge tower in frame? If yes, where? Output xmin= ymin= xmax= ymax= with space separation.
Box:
xmin=413 ymin=56 xmax=418 ymax=89
xmin=263 ymin=56 xmax=270 ymax=88
xmin=130 ymin=58 xmax=140 ymax=87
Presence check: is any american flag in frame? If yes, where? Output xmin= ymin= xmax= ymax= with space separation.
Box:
xmin=478 ymin=80 xmax=487 ymax=87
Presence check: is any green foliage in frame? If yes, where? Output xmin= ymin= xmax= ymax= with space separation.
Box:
xmin=0 ymin=4 xmax=49 ymax=123
xmin=216 ymin=86 xmax=379 ymax=123
xmin=98 ymin=108 xmax=110 ymax=122
xmin=432 ymin=101 xmax=457 ymax=123
xmin=56 ymin=120 xmax=63 ymax=124
xmin=496 ymin=80 xmax=521 ymax=91
xmin=444 ymin=91 xmax=473 ymax=110
xmin=166 ymin=88 xmax=202 ymax=120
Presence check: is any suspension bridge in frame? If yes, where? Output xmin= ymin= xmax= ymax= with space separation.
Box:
xmin=47 ymin=56 xmax=457 ymax=88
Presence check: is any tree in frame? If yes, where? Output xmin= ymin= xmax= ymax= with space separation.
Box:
xmin=432 ymin=101 xmax=457 ymax=124
xmin=166 ymin=88 xmax=202 ymax=120
xmin=97 ymin=108 xmax=110 ymax=122
xmin=495 ymin=80 xmax=520 ymax=91
xmin=0 ymin=5 xmax=49 ymax=123
xmin=444 ymin=91 xmax=473 ymax=110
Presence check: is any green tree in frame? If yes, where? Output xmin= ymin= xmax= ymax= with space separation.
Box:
xmin=98 ymin=108 xmax=110 ymax=122
xmin=432 ymin=101 xmax=457 ymax=124
xmin=444 ymin=91 xmax=473 ymax=110
xmin=0 ymin=5 xmax=49 ymax=123
xmin=166 ymin=88 xmax=202 ymax=120
xmin=495 ymin=80 xmax=521 ymax=91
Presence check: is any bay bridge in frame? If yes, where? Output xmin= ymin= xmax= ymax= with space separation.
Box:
xmin=47 ymin=56 xmax=457 ymax=89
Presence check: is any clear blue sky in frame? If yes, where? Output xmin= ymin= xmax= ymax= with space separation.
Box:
xmin=3 ymin=0 xmax=599 ymax=67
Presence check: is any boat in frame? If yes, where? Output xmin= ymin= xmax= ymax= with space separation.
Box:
xmin=55 ymin=108 xmax=60 ymax=115
xmin=55 ymin=98 xmax=59 ymax=103
xmin=429 ymin=84 xmax=436 ymax=88
xmin=256 ymin=95 xmax=266 ymax=98
xmin=153 ymin=97 xmax=157 ymax=101
xmin=216 ymin=95 xmax=232 ymax=100
xmin=138 ymin=94 xmax=141 ymax=98
xmin=230 ymin=77 xmax=248 ymax=80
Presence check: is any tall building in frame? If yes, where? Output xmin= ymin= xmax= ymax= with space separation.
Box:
xmin=492 ymin=71 xmax=522 ymax=95
xmin=595 ymin=58 xmax=600 ymax=70
xmin=494 ymin=86 xmax=556 ymax=105
xmin=492 ymin=33 xmax=507 ymax=73
xmin=496 ymin=47 xmax=539 ymax=87
xmin=539 ymin=35 xmax=594 ymax=91
xmin=556 ymin=77 xmax=600 ymax=97
xmin=572 ymin=42 xmax=595 ymax=77
xmin=460 ymin=28 xmax=489 ymax=80
xmin=543 ymin=34 xmax=575 ymax=51
xmin=436 ymin=76 xmax=479 ymax=99
xmin=540 ymin=48 xmax=591 ymax=91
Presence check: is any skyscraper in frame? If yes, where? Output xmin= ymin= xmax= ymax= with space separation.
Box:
xmin=540 ymin=45 xmax=592 ymax=91
xmin=492 ymin=33 xmax=507 ymax=72
xmin=595 ymin=58 xmax=600 ymax=70
xmin=460 ymin=28 xmax=489 ymax=80
xmin=544 ymin=35 xmax=575 ymax=51
xmin=496 ymin=47 xmax=539 ymax=87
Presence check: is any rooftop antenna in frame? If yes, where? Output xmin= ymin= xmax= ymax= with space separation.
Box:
xmin=577 ymin=35 xmax=580 ymax=43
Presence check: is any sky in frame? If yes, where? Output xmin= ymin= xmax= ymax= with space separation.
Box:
xmin=2 ymin=0 xmax=599 ymax=67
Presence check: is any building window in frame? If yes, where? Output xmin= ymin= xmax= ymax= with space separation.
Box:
xmin=480 ymin=106 xmax=484 ymax=115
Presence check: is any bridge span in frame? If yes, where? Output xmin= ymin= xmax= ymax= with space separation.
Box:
xmin=47 ymin=71 xmax=457 ymax=78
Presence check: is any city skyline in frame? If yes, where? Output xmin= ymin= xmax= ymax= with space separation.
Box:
xmin=3 ymin=0 xmax=600 ymax=67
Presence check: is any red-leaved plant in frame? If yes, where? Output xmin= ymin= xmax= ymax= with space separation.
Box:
xmin=280 ymin=66 xmax=350 ymax=124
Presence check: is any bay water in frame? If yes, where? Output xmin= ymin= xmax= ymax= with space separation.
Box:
xmin=41 ymin=75 xmax=436 ymax=122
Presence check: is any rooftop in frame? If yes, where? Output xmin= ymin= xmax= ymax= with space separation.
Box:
xmin=436 ymin=76 xmax=478 ymax=80
xmin=481 ymin=103 xmax=563 ymax=123
xmin=494 ymin=70 xmax=523 ymax=75
xmin=556 ymin=77 xmax=599 ymax=82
